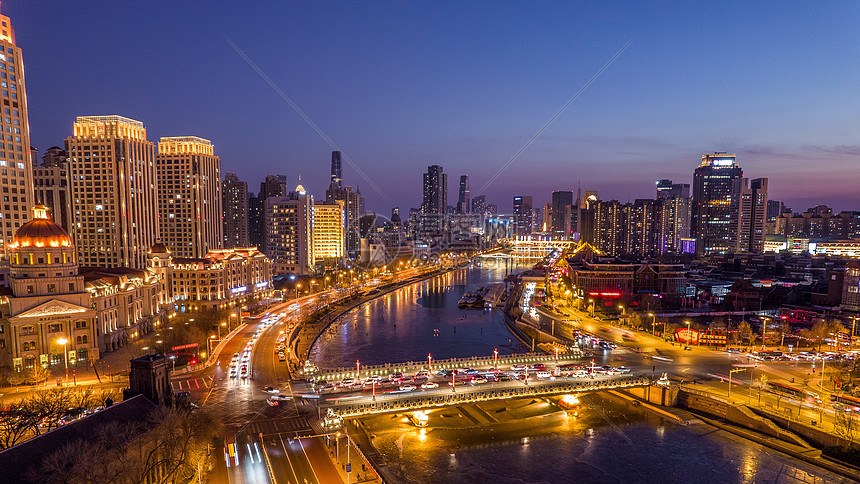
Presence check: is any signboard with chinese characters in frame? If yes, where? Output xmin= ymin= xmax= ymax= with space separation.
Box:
xmin=674 ymin=328 xmax=699 ymax=345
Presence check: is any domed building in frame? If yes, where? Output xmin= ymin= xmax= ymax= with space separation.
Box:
xmin=0 ymin=206 xmax=163 ymax=373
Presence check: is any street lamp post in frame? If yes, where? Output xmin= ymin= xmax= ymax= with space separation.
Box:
xmin=728 ymin=367 xmax=745 ymax=400
xmin=56 ymin=337 xmax=69 ymax=385
xmin=427 ymin=353 xmax=432 ymax=371
xmin=649 ymin=313 xmax=656 ymax=336
xmin=493 ymin=348 xmax=498 ymax=369
xmin=295 ymin=283 xmax=301 ymax=300
xmin=685 ymin=321 xmax=692 ymax=345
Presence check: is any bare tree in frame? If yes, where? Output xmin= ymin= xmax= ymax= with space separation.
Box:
xmin=834 ymin=411 xmax=860 ymax=446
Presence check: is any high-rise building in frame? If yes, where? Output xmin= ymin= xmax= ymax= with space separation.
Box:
xmin=330 ymin=151 xmax=342 ymax=187
xmin=657 ymin=179 xmax=690 ymax=199
xmin=656 ymin=196 xmax=691 ymax=254
xmin=0 ymin=7 xmax=35 ymax=259
xmin=313 ymin=201 xmax=345 ymax=270
xmin=550 ymin=191 xmax=573 ymax=238
xmin=733 ymin=177 xmax=768 ymax=253
xmin=66 ymin=116 xmax=158 ymax=268
xmin=542 ymin=202 xmax=552 ymax=231
xmin=33 ymin=159 xmax=72 ymax=235
xmin=513 ymin=196 xmax=533 ymax=236
xmin=258 ymin=174 xmax=288 ymax=254
xmin=326 ymin=184 xmax=363 ymax=258
xmin=266 ymin=182 xmax=314 ymax=275
xmin=766 ymin=200 xmax=785 ymax=222
xmin=471 ymin=195 xmax=486 ymax=215
xmin=248 ymin=193 xmax=264 ymax=250
xmin=222 ymin=173 xmax=250 ymax=248
xmin=420 ymin=165 xmax=447 ymax=233
xmin=156 ymin=137 xmax=222 ymax=258
xmin=457 ymin=175 xmax=470 ymax=214
xmin=691 ymin=153 xmax=743 ymax=255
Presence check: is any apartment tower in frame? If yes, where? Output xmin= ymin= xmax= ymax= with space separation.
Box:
xmin=156 ymin=136 xmax=223 ymax=258
xmin=66 ymin=116 xmax=158 ymax=268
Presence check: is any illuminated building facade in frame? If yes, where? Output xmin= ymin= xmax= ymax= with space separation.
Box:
xmin=313 ymin=201 xmax=345 ymax=270
xmin=733 ymin=177 xmax=768 ymax=253
xmin=156 ymin=136 xmax=223 ymax=258
xmin=843 ymin=261 xmax=860 ymax=312
xmin=147 ymin=245 xmax=271 ymax=312
xmin=222 ymin=172 xmax=250 ymax=248
xmin=33 ymin=156 xmax=72 ymax=234
xmin=513 ymin=196 xmax=533 ymax=236
xmin=691 ymin=153 xmax=743 ymax=255
xmin=66 ymin=116 xmax=158 ymax=269
xmin=420 ymin=165 xmax=447 ymax=233
xmin=0 ymin=7 xmax=35 ymax=259
xmin=266 ymin=183 xmax=314 ymax=275
xmin=550 ymin=190 xmax=573 ymax=238
xmin=0 ymin=207 xmax=161 ymax=372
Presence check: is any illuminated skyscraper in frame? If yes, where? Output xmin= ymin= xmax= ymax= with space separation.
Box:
xmin=513 ymin=196 xmax=533 ymax=235
xmin=0 ymin=7 xmax=35 ymax=259
xmin=551 ymin=190 xmax=573 ymax=238
xmin=733 ymin=177 xmax=768 ymax=253
xmin=457 ymin=175 xmax=470 ymax=213
xmin=66 ymin=116 xmax=158 ymax=268
xmin=156 ymin=137 xmax=222 ymax=258
xmin=691 ymin=153 xmax=743 ymax=255
xmin=222 ymin=173 xmax=249 ymax=248
xmin=266 ymin=182 xmax=314 ymax=275
xmin=313 ymin=201 xmax=345 ymax=270
xmin=420 ymin=165 xmax=447 ymax=233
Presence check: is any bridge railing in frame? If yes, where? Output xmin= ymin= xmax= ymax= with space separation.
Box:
xmin=312 ymin=351 xmax=583 ymax=383
xmin=326 ymin=375 xmax=649 ymax=418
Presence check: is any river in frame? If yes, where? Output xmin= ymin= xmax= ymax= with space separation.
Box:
xmin=309 ymin=261 xmax=851 ymax=483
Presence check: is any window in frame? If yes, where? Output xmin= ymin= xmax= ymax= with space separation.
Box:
xmin=48 ymin=323 xmax=61 ymax=333
xmin=75 ymin=320 xmax=87 ymax=329
xmin=26 ymin=285 xmax=33 ymax=294
xmin=47 ymin=283 xmax=56 ymax=293
xmin=69 ymin=283 xmax=75 ymax=291
xmin=21 ymin=326 xmax=34 ymax=335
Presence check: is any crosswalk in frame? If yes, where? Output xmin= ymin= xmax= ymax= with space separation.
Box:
xmin=170 ymin=375 xmax=214 ymax=391
xmin=246 ymin=417 xmax=311 ymax=437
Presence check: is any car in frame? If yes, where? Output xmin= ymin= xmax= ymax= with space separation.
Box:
xmin=535 ymin=371 xmax=551 ymax=379
xmin=319 ymin=383 xmax=336 ymax=393
xmin=240 ymin=369 xmax=248 ymax=379
xmin=421 ymin=382 xmax=439 ymax=389
xmin=262 ymin=386 xmax=279 ymax=394
xmin=271 ymin=394 xmax=292 ymax=401
xmin=435 ymin=369 xmax=450 ymax=376
xmin=497 ymin=374 xmax=512 ymax=382
xmin=231 ymin=353 xmax=239 ymax=362
xmin=511 ymin=364 xmax=527 ymax=371
xmin=229 ymin=368 xmax=238 ymax=378
xmin=471 ymin=376 xmax=488 ymax=384
xmin=339 ymin=378 xmax=356 ymax=388
xmin=683 ymin=346 xmax=692 ymax=351
xmin=615 ymin=366 xmax=631 ymax=373
xmin=399 ymin=384 xmax=416 ymax=391
xmin=531 ymin=363 xmax=547 ymax=371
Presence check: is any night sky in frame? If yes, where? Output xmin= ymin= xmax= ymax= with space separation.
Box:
xmin=9 ymin=1 xmax=860 ymax=213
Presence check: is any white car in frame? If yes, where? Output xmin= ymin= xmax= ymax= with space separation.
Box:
xmin=535 ymin=371 xmax=551 ymax=379
xmin=399 ymin=384 xmax=416 ymax=391
xmin=421 ymin=382 xmax=439 ymax=389
xmin=510 ymin=364 xmax=528 ymax=371
xmin=339 ymin=378 xmax=356 ymax=388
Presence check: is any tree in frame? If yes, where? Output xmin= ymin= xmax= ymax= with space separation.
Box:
xmin=811 ymin=319 xmax=844 ymax=352
xmin=834 ymin=411 xmax=860 ymax=446
xmin=738 ymin=321 xmax=753 ymax=350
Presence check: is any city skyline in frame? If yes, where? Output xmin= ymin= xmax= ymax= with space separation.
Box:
xmin=9 ymin=1 xmax=859 ymax=214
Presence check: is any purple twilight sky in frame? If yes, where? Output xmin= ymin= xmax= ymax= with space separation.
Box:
xmin=7 ymin=1 xmax=860 ymax=214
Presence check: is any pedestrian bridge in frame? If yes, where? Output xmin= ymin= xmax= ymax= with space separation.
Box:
xmin=321 ymin=374 xmax=649 ymax=418
xmin=309 ymin=351 xmax=582 ymax=384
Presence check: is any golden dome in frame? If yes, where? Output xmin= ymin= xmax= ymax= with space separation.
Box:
xmin=11 ymin=205 xmax=73 ymax=249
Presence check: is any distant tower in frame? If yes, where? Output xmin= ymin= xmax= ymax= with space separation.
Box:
xmin=222 ymin=173 xmax=250 ymax=248
xmin=691 ymin=153 xmax=743 ymax=255
xmin=457 ymin=175 xmax=470 ymax=213
xmin=513 ymin=196 xmax=533 ymax=236
xmin=331 ymin=151 xmax=342 ymax=187
xmin=420 ymin=165 xmax=447 ymax=232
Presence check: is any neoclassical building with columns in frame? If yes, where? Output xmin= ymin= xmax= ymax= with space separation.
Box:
xmin=0 ymin=206 xmax=161 ymax=371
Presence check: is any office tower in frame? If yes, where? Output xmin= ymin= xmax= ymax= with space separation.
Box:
xmin=657 ymin=180 xmax=690 ymax=199
xmin=513 ymin=196 xmax=533 ymax=236
xmin=420 ymin=165 xmax=447 ymax=233
xmin=257 ymin=174 xmax=288 ymax=254
xmin=593 ymin=200 xmax=624 ymax=255
xmin=222 ymin=172 xmax=250 ymax=249
xmin=66 ymin=116 xmax=158 ymax=268
xmin=330 ymin=150 xmax=342 ymax=187
xmin=33 ymin=157 xmax=72 ymax=234
xmin=471 ymin=195 xmax=486 ymax=215
xmin=326 ymin=183 xmax=363 ymax=258
xmin=656 ymin=196 xmax=691 ymax=254
xmin=0 ymin=7 xmax=35 ymax=259
xmin=41 ymin=146 xmax=67 ymax=167
xmin=313 ymin=201 xmax=345 ymax=270
xmin=156 ymin=137 xmax=222 ymax=258
xmin=580 ymin=190 xmax=598 ymax=209
xmin=542 ymin=202 xmax=552 ymax=231
xmin=266 ymin=182 xmax=314 ymax=275
xmin=457 ymin=175 xmax=470 ymax=213
xmin=733 ymin=177 xmax=768 ymax=253
xmin=248 ymin=193 xmax=264 ymax=249
xmin=550 ymin=191 xmax=573 ymax=238
xmin=691 ymin=153 xmax=743 ymax=255
xmin=766 ymin=200 xmax=784 ymax=222
xmin=531 ymin=207 xmax=542 ymax=235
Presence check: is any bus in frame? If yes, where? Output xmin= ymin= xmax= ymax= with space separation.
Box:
xmin=754 ymin=351 xmax=783 ymax=361
xmin=830 ymin=393 xmax=860 ymax=412
xmin=766 ymin=381 xmax=821 ymax=404
xmin=224 ymin=432 xmax=239 ymax=468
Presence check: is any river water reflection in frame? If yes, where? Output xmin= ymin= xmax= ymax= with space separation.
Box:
xmin=310 ymin=263 xmax=850 ymax=483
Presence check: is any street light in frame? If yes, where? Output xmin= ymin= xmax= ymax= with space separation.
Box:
xmin=56 ymin=337 xmax=69 ymax=384
xmin=685 ymin=321 xmax=692 ymax=346
xmin=649 ymin=313 xmax=656 ymax=335
xmin=728 ymin=367 xmax=745 ymax=400
xmin=218 ymin=322 xmax=226 ymax=340
xmin=295 ymin=283 xmax=302 ymax=300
